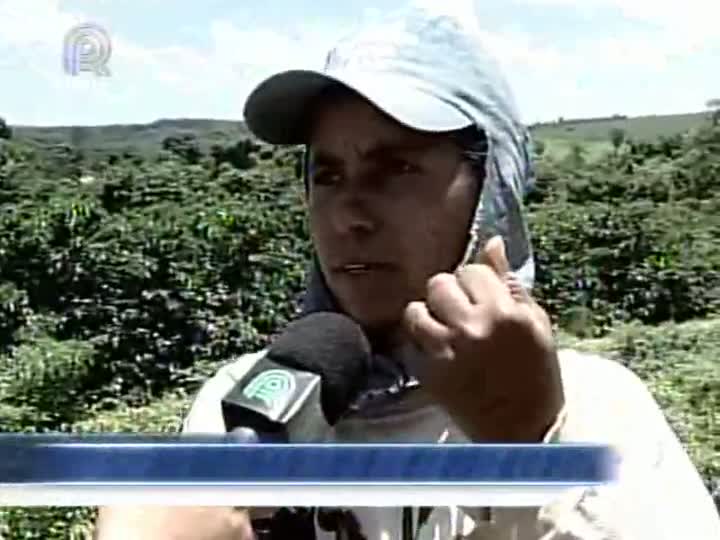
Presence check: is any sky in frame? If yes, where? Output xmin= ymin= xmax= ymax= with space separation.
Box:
xmin=1 ymin=0 xmax=718 ymax=127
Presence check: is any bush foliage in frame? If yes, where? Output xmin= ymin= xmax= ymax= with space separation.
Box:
xmin=0 ymin=120 xmax=718 ymax=537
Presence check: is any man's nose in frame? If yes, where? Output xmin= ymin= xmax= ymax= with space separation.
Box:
xmin=330 ymin=190 xmax=378 ymax=236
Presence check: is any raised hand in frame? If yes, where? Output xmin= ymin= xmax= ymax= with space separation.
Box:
xmin=403 ymin=236 xmax=564 ymax=442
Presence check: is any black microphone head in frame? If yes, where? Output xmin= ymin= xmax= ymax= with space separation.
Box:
xmin=266 ymin=312 xmax=371 ymax=425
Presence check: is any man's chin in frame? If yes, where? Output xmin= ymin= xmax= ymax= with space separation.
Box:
xmin=339 ymin=301 xmax=405 ymax=336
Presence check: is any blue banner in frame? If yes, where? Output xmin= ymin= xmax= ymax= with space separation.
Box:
xmin=0 ymin=435 xmax=617 ymax=485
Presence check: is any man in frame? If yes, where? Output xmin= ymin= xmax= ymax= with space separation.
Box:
xmin=96 ymin=4 xmax=720 ymax=539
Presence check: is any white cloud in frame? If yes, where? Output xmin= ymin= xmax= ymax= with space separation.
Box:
xmin=208 ymin=20 xmax=332 ymax=74
xmin=0 ymin=0 xmax=78 ymax=47
xmin=475 ymin=0 xmax=718 ymax=109
xmin=519 ymin=0 xmax=719 ymax=46
xmin=1 ymin=0 xmax=715 ymax=125
xmin=0 ymin=0 xmax=355 ymax=124
xmin=618 ymin=1 xmax=720 ymax=51
xmin=0 ymin=0 xmax=80 ymax=73
xmin=0 ymin=0 xmax=642 ymax=125
xmin=478 ymin=30 xmax=570 ymax=73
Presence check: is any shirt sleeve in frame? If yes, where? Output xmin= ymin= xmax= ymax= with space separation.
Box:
xmin=536 ymin=349 xmax=720 ymax=540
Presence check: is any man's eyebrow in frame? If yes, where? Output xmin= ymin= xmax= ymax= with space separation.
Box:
xmin=363 ymin=140 xmax=434 ymax=159
xmin=310 ymin=140 xmax=434 ymax=166
xmin=309 ymin=150 xmax=343 ymax=168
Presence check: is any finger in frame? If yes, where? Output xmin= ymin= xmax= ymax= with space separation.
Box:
xmin=507 ymin=285 xmax=524 ymax=302
xmin=456 ymin=263 xmax=512 ymax=307
xmin=475 ymin=235 xmax=510 ymax=276
xmin=404 ymin=301 xmax=455 ymax=360
xmin=505 ymin=272 xmax=530 ymax=303
xmin=425 ymin=273 xmax=474 ymax=327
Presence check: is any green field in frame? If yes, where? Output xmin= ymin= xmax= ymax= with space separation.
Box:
xmin=9 ymin=111 xmax=712 ymax=161
xmin=541 ymin=138 xmax=613 ymax=162
xmin=531 ymin=112 xmax=710 ymax=142
xmin=531 ymin=111 xmax=711 ymax=163
xmin=11 ymin=118 xmax=250 ymax=160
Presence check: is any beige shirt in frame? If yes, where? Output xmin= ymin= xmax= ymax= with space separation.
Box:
xmin=182 ymin=349 xmax=720 ymax=539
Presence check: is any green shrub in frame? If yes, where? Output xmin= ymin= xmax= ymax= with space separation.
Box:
xmin=0 ymin=153 xmax=310 ymax=411
xmin=0 ymin=332 xmax=96 ymax=429
xmin=530 ymin=200 xmax=720 ymax=334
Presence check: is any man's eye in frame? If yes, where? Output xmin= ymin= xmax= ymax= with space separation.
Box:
xmin=312 ymin=170 xmax=341 ymax=186
xmin=387 ymin=159 xmax=420 ymax=175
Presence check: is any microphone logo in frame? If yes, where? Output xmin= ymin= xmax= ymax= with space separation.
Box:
xmin=242 ymin=369 xmax=297 ymax=408
xmin=62 ymin=23 xmax=112 ymax=76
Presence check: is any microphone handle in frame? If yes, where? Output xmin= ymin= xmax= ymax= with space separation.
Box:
xmin=226 ymin=426 xmax=289 ymax=443
xmin=226 ymin=427 xmax=262 ymax=443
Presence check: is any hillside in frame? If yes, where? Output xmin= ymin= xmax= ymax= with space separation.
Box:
xmin=533 ymin=111 xmax=712 ymax=163
xmin=531 ymin=111 xmax=710 ymax=142
xmin=9 ymin=111 xmax=711 ymax=159
xmin=11 ymin=118 xmax=250 ymax=159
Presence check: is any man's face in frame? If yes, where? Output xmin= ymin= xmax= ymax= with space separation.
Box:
xmin=307 ymin=94 xmax=479 ymax=332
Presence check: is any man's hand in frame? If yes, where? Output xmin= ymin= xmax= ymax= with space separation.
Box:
xmin=403 ymin=236 xmax=564 ymax=442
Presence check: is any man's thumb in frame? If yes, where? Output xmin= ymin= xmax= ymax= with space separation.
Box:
xmin=476 ymin=235 xmax=510 ymax=275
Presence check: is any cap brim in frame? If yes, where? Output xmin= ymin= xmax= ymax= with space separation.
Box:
xmin=243 ymin=69 xmax=472 ymax=145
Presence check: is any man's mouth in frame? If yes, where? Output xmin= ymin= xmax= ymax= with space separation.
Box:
xmin=344 ymin=264 xmax=370 ymax=274
xmin=336 ymin=263 xmax=395 ymax=275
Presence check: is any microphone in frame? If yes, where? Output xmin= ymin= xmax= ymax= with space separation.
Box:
xmin=221 ymin=312 xmax=371 ymax=442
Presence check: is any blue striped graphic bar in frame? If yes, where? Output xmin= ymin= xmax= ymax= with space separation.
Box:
xmin=0 ymin=435 xmax=617 ymax=485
